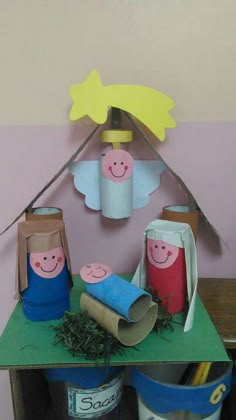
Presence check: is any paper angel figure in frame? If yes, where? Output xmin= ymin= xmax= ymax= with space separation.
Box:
xmin=17 ymin=220 xmax=73 ymax=321
xmin=69 ymin=149 xmax=166 ymax=219
xmin=132 ymin=219 xmax=198 ymax=332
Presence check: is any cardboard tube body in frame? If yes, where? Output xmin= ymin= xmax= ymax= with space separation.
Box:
xmin=25 ymin=207 xmax=63 ymax=221
xmin=22 ymin=258 xmax=71 ymax=321
xmin=85 ymin=274 xmax=152 ymax=321
xmin=100 ymin=174 xmax=133 ymax=219
xmin=147 ymin=247 xmax=187 ymax=314
xmin=80 ymin=293 xmax=158 ymax=346
xmin=162 ymin=205 xmax=199 ymax=239
xmin=17 ymin=220 xmax=72 ymax=321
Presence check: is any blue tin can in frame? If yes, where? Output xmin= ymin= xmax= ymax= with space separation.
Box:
xmin=131 ymin=362 xmax=232 ymax=418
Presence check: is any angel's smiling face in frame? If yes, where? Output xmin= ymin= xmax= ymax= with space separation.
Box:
xmin=29 ymin=246 xmax=65 ymax=279
xmin=147 ymin=239 xmax=179 ymax=269
xmin=102 ymin=149 xmax=134 ymax=182
xmin=80 ymin=263 xmax=112 ymax=283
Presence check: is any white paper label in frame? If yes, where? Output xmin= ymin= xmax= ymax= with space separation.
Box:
xmin=68 ymin=374 xmax=122 ymax=418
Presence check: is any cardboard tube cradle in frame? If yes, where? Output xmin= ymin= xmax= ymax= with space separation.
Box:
xmin=85 ymin=274 xmax=152 ymax=322
xmin=80 ymin=293 xmax=158 ymax=346
xmin=162 ymin=205 xmax=199 ymax=239
xmin=25 ymin=207 xmax=63 ymax=221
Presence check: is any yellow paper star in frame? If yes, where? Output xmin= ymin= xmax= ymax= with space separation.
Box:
xmin=69 ymin=70 xmax=176 ymax=141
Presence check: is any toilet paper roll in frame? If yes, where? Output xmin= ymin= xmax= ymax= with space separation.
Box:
xmin=25 ymin=207 xmax=63 ymax=221
xmin=80 ymin=293 xmax=158 ymax=347
xmin=85 ymin=274 xmax=152 ymax=322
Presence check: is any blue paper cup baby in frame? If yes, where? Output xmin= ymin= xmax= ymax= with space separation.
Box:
xmin=80 ymin=263 xmax=152 ymax=322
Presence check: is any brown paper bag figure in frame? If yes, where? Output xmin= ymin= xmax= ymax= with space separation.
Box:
xmin=17 ymin=220 xmax=73 ymax=321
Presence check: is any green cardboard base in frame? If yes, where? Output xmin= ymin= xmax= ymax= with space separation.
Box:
xmin=0 ymin=275 xmax=229 ymax=369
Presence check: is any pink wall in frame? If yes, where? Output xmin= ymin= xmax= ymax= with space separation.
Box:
xmin=0 ymin=121 xmax=235 ymax=294
xmin=0 ymin=120 xmax=235 ymax=419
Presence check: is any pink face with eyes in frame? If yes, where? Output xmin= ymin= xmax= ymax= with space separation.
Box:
xmin=102 ymin=149 xmax=134 ymax=183
xmin=147 ymin=239 xmax=179 ymax=269
xmin=29 ymin=246 xmax=65 ymax=279
xmin=80 ymin=263 xmax=112 ymax=284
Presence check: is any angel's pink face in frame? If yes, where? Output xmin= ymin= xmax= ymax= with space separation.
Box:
xmin=80 ymin=263 xmax=112 ymax=284
xmin=147 ymin=239 xmax=179 ymax=269
xmin=102 ymin=149 xmax=134 ymax=183
xmin=29 ymin=246 xmax=65 ymax=279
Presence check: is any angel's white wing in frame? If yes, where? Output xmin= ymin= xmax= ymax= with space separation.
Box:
xmin=69 ymin=159 xmax=165 ymax=212
xmin=133 ymin=160 xmax=166 ymax=209
xmin=69 ymin=161 xmax=101 ymax=210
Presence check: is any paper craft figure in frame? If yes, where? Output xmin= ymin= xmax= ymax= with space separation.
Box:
xmin=80 ymin=263 xmax=158 ymax=346
xmin=69 ymin=153 xmax=166 ymax=219
xmin=132 ymin=219 xmax=198 ymax=332
xmin=17 ymin=220 xmax=73 ymax=321
xmin=69 ymin=70 xmax=176 ymax=141
xmin=80 ymin=263 xmax=152 ymax=322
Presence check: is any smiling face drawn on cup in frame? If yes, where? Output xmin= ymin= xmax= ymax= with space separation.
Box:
xmin=147 ymin=239 xmax=180 ymax=269
xmin=29 ymin=246 xmax=65 ymax=279
xmin=80 ymin=263 xmax=112 ymax=284
xmin=102 ymin=149 xmax=134 ymax=183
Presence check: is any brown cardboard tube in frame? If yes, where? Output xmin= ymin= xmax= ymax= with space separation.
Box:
xmin=129 ymin=294 xmax=152 ymax=322
xmin=25 ymin=207 xmax=63 ymax=221
xmin=161 ymin=205 xmax=199 ymax=239
xmin=80 ymin=293 xmax=158 ymax=346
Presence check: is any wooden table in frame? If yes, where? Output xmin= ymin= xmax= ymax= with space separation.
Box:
xmin=198 ymin=278 xmax=236 ymax=350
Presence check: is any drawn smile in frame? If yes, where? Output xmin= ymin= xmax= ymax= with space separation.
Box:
xmin=110 ymin=168 xmax=127 ymax=178
xmin=41 ymin=263 xmax=58 ymax=273
xmin=92 ymin=268 xmax=107 ymax=278
xmin=150 ymin=250 xmax=169 ymax=265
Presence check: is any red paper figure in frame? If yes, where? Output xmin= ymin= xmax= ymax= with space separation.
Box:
xmin=147 ymin=239 xmax=187 ymax=313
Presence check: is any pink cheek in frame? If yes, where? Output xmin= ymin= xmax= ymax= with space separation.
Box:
xmin=125 ymin=165 xmax=128 ymax=170
xmin=108 ymin=166 xmax=112 ymax=171
xmin=167 ymin=251 xmax=172 ymax=256
xmin=57 ymin=256 xmax=62 ymax=263
xmin=35 ymin=262 xmax=41 ymax=268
